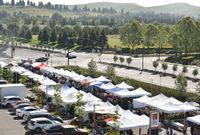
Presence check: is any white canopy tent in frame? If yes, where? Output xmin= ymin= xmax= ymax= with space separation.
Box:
xmin=93 ymin=76 xmax=111 ymax=83
xmin=155 ymin=102 xmax=183 ymax=113
xmin=0 ymin=61 xmax=8 ymax=67
xmin=187 ymin=115 xmax=200 ymax=125
xmin=107 ymin=87 xmax=151 ymax=98
xmin=116 ymin=81 xmax=134 ymax=89
xmin=107 ymin=114 xmax=149 ymax=131
xmin=99 ymin=82 xmax=116 ymax=90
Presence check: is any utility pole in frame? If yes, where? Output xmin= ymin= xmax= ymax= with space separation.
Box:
xmin=158 ymin=36 xmax=161 ymax=60
xmin=67 ymin=34 xmax=70 ymax=66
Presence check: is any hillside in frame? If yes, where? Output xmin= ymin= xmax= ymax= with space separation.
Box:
xmin=0 ymin=2 xmax=200 ymax=17
xmin=75 ymin=2 xmax=200 ymax=16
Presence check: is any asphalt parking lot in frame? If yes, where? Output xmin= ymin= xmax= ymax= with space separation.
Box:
xmin=0 ymin=105 xmax=36 ymax=135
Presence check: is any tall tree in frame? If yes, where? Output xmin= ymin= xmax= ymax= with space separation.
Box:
xmin=11 ymin=0 xmax=15 ymax=6
xmin=0 ymin=0 xmax=4 ymax=5
xmin=25 ymin=29 xmax=32 ymax=40
xmin=120 ymin=21 xmax=142 ymax=52
xmin=50 ymin=28 xmax=57 ymax=43
xmin=144 ymin=24 xmax=159 ymax=49
xmin=175 ymin=73 xmax=187 ymax=97
xmin=168 ymin=31 xmax=182 ymax=57
xmin=176 ymin=17 xmax=197 ymax=54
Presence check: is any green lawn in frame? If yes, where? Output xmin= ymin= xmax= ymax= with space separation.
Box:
xmin=30 ymin=35 xmax=39 ymax=45
xmin=107 ymin=35 xmax=127 ymax=49
xmin=107 ymin=34 xmax=172 ymax=50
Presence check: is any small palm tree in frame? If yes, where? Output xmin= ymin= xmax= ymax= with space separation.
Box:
xmin=113 ymin=55 xmax=118 ymax=64
xmin=126 ymin=57 xmax=132 ymax=66
xmin=153 ymin=61 xmax=159 ymax=72
xmin=54 ymin=84 xmax=62 ymax=114
xmin=182 ymin=65 xmax=188 ymax=74
xmin=0 ymin=65 xmax=3 ymax=79
xmin=162 ymin=63 xmax=168 ymax=74
xmin=192 ymin=68 xmax=198 ymax=80
xmin=119 ymin=57 xmax=125 ymax=65
xmin=172 ymin=64 xmax=178 ymax=76
xmin=175 ymin=73 xmax=187 ymax=97
xmin=19 ymin=75 xmax=28 ymax=85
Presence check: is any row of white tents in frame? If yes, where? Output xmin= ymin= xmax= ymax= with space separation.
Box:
xmin=5 ymin=62 xmax=150 ymax=131
xmin=133 ymin=93 xmax=200 ymax=113
xmin=2 ymin=61 xmax=200 ymax=129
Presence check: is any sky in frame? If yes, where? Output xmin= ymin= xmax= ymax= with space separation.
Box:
xmin=4 ymin=0 xmax=200 ymax=7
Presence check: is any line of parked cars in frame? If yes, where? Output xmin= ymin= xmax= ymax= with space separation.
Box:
xmin=0 ymin=95 xmax=89 ymax=135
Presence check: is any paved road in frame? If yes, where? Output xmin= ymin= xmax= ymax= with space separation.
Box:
xmin=0 ymin=46 xmax=198 ymax=92
xmin=0 ymin=107 xmax=27 ymax=135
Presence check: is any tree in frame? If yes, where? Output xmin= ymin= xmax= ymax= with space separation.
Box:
xmin=31 ymin=25 xmax=40 ymax=35
xmin=161 ymin=63 xmax=168 ymax=74
xmin=126 ymin=57 xmax=132 ymax=66
xmin=182 ymin=65 xmax=188 ymax=74
xmin=32 ymin=80 xmax=40 ymax=93
xmin=192 ymin=69 xmax=198 ymax=79
xmin=74 ymin=92 xmax=85 ymax=126
xmin=53 ymin=84 xmax=62 ymax=114
xmin=11 ymin=0 xmax=15 ymax=6
xmin=0 ymin=0 xmax=4 ymax=5
xmin=0 ymin=65 xmax=2 ymax=79
xmin=120 ymin=21 xmax=142 ymax=52
xmin=25 ymin=29 xmax=32 ymax=40
xmin=88 ymin=59 xmax=97 ymax=76
xmin=113 ymin=55 xmax=118 ymax=64
xmin=176 ymin=17 xmax=197 ymax=54
xmin=19 ymin=75 xmax=28 ymax=85
xmin=119 ymin=57 xmax=124 ymax=65
xmin=175 ymin=73 xmax=187 ymax=97
xmin=7 ymin=23 xmax=19 ymax=36
xmin=50 ymin=29 xmax=57 ymax=43
xmin=144 ymin=24 xmax=159 ymax=49
xmin=105 ymin=65 xmax=115 ymax=77
xmin=172 ymin=64 xmax=178 ymax=76
xmin=41 ymin=27 xmax=50 ymax=43
xmin=168 ymin=32 xmax=181 ymax=58
xmin=153 ymin=60 xmax=159 ymax=72
xmin=7 ymin=67 xmax=13 ymax=83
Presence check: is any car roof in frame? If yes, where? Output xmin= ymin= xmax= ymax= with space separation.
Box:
xmin=23 ymin=106 xmax=36 ymax=110
xmin=3 ymin=96 xmax=20 ymax=99
xmin=29 ymin=111 xmax=50 ymax=116
xmin=31 ymin=117 xmax=51 ymax=121
xmin=62 ymin=125 xmax=76 ymax=128
xmin=16 ymin=103 xmax=30 ymax=107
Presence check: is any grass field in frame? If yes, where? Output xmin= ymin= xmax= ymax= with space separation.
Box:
xmin=107 ymin=34 xmax=172 ymax=50
xmin=107 ymin=35 xmax=127 ymax=49
xmin=30 ymin=35 xmax=39 ymax=45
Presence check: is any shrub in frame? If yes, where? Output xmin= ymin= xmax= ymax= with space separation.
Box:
xmin=113 ymin=55 xmax=118 ymax=63
xmin=126 ymin=57 xmax=132 ymax=66
xmin=162 ymin=63 xmax=168 ymax=73
xmin=119 ymin=57 xmax=125 ymax=65
xmin=153 ymin=61 xmax=159 ymax=72
xmin=182 ymin=65 xmax=188 ymax=74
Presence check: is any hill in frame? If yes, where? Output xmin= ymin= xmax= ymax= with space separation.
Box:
xmin=0 ymin=2 xmax=200 ymax=17
xmin=75 ymin=2 xmax=200 ymax=16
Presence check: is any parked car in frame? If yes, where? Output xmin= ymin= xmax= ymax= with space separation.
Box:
xmin=42 ymin=125 xmax=89 ymax=135
xmin=1 ymin=96 xmax=28 ymax=108
xmin=16 ymin=106 xmax=38 ymax=118
xmin=35 ymin=57 xmax=49 ymax=62
xmin=12 ymin=103 xmax=32 ymax=114
xmin=11 ymin=100 xmax=30 ymax=110
xmin=65 ymin=53 xmax=77 ymax=59
xmin=25 ymin=111 xmax=63 ymax=123
xmin=28 ymin=117 xmax=61 ymax=133
xmin=0 ymin=80 xmax=8 ymax=85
